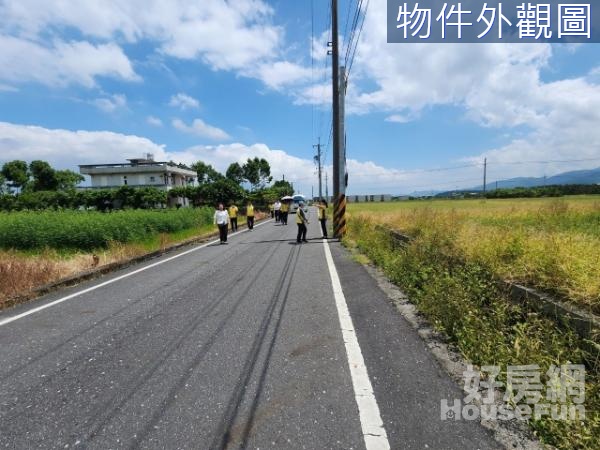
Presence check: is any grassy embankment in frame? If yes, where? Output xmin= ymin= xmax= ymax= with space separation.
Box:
xmin=345 ymin=196 xmax=599 ymax=450
xmin=0 ymin=208 xmax=262 ymax=306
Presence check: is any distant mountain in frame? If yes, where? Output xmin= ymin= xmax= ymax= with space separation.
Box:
xmin=475 ymin=167 xmax=600 ymax=191
xmin=430 ymin=167 xmax=600 ymax=198
xmin=407 ymin=167 xmax=600 ymax=198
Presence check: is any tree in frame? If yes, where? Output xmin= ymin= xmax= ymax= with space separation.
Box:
xmin=29 ymin=160 xmax=58 ymax=191
xmin=242 ymin=157 xmax=272 ymax=190
xmin=55 ymin=170 xmax=84 ymax=190
xmin=192 ymin=161 xmax=222 ymax=184
xmin=1 ymin=160 xmax=29 ymax=191
xmin=200 ymin=178 xmax=245 ymax=206
xmin=225 ymin=162 xmax=244 ymax=184
xmin=0 ymin=173 xmax=6 ymax=194
xmin=271 ymin=179 xmax=294 ymax=197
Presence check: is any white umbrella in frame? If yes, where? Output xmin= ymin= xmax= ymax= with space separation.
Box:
xmin=281 ymin=195 xmax=293 ymax=201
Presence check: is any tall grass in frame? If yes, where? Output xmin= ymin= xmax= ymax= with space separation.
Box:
xmin=348 ymin=196 xmax=600 ymax=312
xmin=346 ymin=196 xmax=600 ymax=449
xmin=0 ymin=208 xmax=214 ymax=251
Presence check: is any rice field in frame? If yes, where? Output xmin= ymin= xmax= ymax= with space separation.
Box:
xmin=346 ymin=196 xmax=600 ymax=449
xmin=347 ymin=196 xmax=600 ymax=313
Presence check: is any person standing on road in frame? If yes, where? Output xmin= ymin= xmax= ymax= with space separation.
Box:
xmin=214 ymin=203 xmax=230 ymax=244
xmin=228 ymin=203 xmax=239 ymax=232
xmin=296 ymin=201 xmax=309 ymax=243
xmin=315 ymin=199 xmax=328 ymax=239
xmin=246 ymin=201 xmax=255 ymax=230
xmin=274 ymin=200 xmax=281 ymax=223
xmin=280 ymin=200 xmax=289 ymax=225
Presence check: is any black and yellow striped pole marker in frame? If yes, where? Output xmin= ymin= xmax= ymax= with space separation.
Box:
xmin=333 ymin=193 xmax=346 ymax=238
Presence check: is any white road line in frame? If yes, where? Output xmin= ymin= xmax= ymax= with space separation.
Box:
xmin=323 ymin=239 xmax=391 ymax=450
xmin=0 ymin=220 xmax=273 ymax=328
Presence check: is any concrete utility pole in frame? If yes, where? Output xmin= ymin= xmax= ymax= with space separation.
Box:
xmin=483 ymin=157 xmax=487 ymax=195
xmin=331 ymin=0 xmax=346 ymax=238
xmin=313 ymin=138 xmax=323 ymax=199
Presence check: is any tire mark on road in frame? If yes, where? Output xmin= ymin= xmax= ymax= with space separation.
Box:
xmin=209 ymin=245 xmax=301 ymax=450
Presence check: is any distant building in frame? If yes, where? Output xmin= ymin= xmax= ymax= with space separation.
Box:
xmin=346 ymin=194 xmax=392 ymax=203
xmin=79 ymin=154 xmax=196 ymax=206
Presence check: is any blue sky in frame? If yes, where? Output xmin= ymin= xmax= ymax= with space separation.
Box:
xmin=0 ymin=0 xmax=599 ymax=195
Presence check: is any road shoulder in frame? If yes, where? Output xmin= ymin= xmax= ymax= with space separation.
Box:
xmin=328 ymin=240 xmax=542 ymax=450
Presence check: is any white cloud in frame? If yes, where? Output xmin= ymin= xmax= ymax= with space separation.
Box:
xmin=0 ymin=121 xmax=419 ymax=194
xmin=385 ymin=113 xmax=417 ymax=124
xmin=168 ymin=93 xmax=200 ymax=110
xmin=293 ymin=82 xmax=331 ymax=106
xmin=0 ymin=0 xmax=284 ymax=88
xmin=4 ymin=120 xmax=597 ymax=195
xmin=0 ymin=122 xmax=167 ymax=170
xmin=172 ymin=118 xmax=230 ymax=141
xmin=0 ymin=35 xmax=140 ymax=87
xmin=146 ymin=116 xmax=163 ymax=127
xmin=314 ymin=0 xmax=600 ymax=181
xmin=252 ymin=61 xmax=313 ymax=90
xmin=91 ymin=94 xmax=127 ymax=113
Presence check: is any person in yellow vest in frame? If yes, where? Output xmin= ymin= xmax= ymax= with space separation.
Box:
xmin=246 ymin=201 xmax=255 ymax=230
xmin=314 ymin=199 xmax=328 ymax=239
xmin=228 ymin=203 xmax=239 ymax=232
xmin=280 ymin=200 xmax=289 ymax=225
xmin=296 ymin=201 xmax=309 ymax=243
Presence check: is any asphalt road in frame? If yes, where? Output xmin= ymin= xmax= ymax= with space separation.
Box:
xmin=0 ymin=210 xmax=502 ymax=449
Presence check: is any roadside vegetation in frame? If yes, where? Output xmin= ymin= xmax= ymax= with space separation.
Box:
xmin=0 ymin=222 xmax=210 ymax=308
xmin=348 ymin=196 xmax=600 ymax=313
xmin=0 ymin=208 xmax=214 ymax=251
xmin=345 ymin=196 xmax=599 ymax=450
xmin=0 ymin=156 xmax=286 ymax=306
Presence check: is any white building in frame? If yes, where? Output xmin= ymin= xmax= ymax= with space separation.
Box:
xmin=79 ymin=155 xmax=196 ymax=206
xmin=346 ymin=194 xmax=392 ymax=203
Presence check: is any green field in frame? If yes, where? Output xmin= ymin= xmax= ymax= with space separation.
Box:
xmin=0 ymin=208 xmax=215 ymax=251
xmin=348 ymin=196 xmax=600 ymax=312
xmin=346 ymin=196 xmax=600 ymax=449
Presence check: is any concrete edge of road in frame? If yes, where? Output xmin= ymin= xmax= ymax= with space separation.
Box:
xmin=1 ymin=217 xmax=271 ymax=313
xmin=341 ymin=244 xmax=546 ymax=450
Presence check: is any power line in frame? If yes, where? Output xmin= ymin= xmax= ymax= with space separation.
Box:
xmin=346 ymin=0 xmax=370 ymax=80
xmin=343 ymin=0 xmax=362 ymax=68
xmin=343 ymin=0 xmax=355 ymax=55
